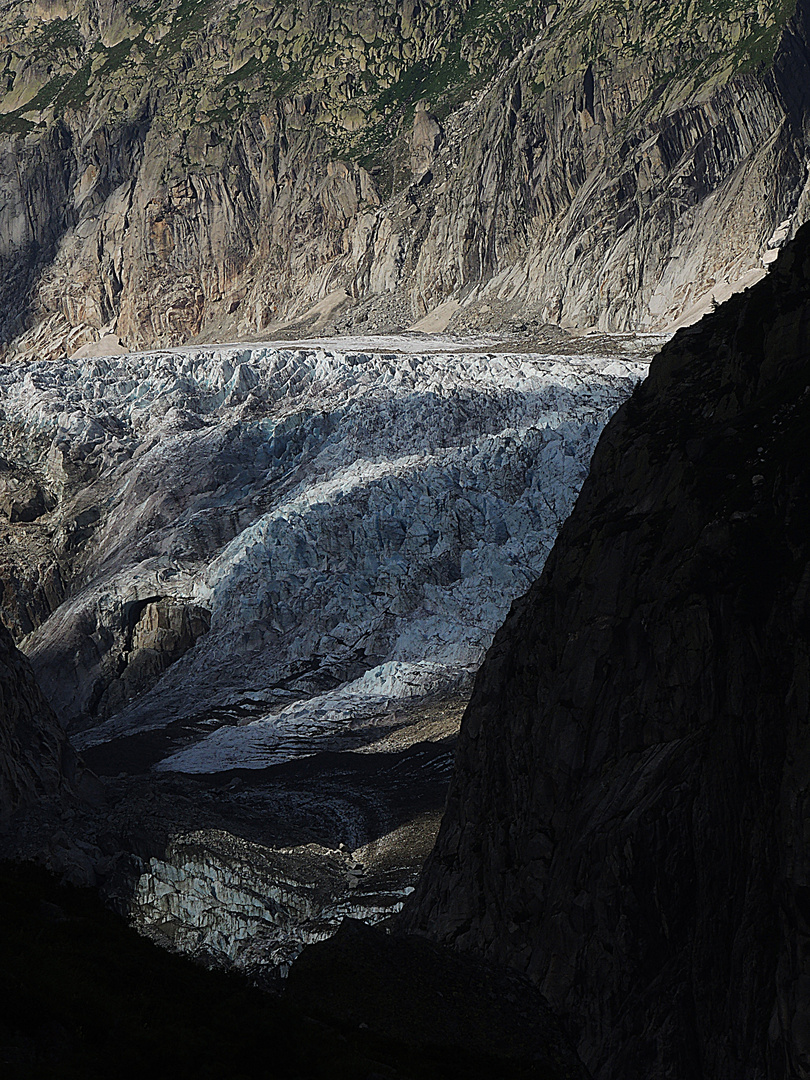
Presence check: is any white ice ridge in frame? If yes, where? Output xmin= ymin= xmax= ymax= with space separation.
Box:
xmin=4 ymin=341 xmax=648 ymax=768
xmin=159 ymin=660 xmax=456 ymax=773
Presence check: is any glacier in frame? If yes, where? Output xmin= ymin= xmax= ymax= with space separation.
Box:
xmin=0 ymin=337 xmax=649 ymax=766
xmin=0 ymin=333 xmax=653 ymax=974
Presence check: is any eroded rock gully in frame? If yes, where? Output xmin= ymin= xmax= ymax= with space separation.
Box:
xmin=0 ymin=0 xmax=809 ymax=360
xmin=404 ymin=225 xmax=810 ymax=1078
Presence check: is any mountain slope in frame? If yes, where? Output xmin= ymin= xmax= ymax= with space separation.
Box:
xmin=0 ymin=338 xmax=644 ymax=751
xmin=0 ymin=0 xmax=809 ymax=358
xmin=405 ymin=225 xmax=810 ymax=1078
xmin=0 ymin=618 xmax=75 ymax=820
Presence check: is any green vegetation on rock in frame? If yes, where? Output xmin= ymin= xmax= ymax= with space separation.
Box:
xmin=0 ymin=0 xmax=798 ymax=151
xmin=0 ymin=0 xmax=804 ymax=354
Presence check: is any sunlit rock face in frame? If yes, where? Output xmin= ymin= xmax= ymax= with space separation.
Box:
xmin=0 ymin=337 xmax=648 ymax=771
xmin=1 ymin=0 xmax=810 ymax=359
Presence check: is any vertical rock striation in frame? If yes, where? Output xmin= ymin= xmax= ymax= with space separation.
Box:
xmin=406 ymin=225 xmax=810 ymax=1078
xmin=1 ymin=0 xmax=810 ymax=355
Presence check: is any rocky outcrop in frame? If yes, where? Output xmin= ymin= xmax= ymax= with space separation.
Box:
xmin=406 ymin=226 xmax=810 ymax=1078
xmin=0 ymin=0 xmax=809 ymax=358
xmin=88 ymin=597 xmax=211 ymax=720
xmin=409 ymin=102 xmax=443 ymax=181
xmin=0 ymin=618 xmax=74 ymax=820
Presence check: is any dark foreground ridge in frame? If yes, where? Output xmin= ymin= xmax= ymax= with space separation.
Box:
xmin=287 ymin=917 xmax=587 ymax=1079
xmin=399 ymin=223 xmax=810 ymax=1078
xmin=0 ymin=859 xmax=581 ymax=1078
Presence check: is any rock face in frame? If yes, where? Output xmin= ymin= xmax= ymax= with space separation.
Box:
xmin=0 ymin=0 xmax=809 ymax=358
xmin=406 ymin=226 xmax=810 ymax=1078
xmin=410 ymin=103 xmax=443 ymax=180
xmin=0 ymin=618 xmax=75 ymax=821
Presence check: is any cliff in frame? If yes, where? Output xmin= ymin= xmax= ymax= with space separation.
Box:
xmin=405 ymin=225 xmax=810 ymax=1077
xmin=1 ymin=0 xmax=810 ymax=358
xmin=0 ymin=618 xmax=76 ymax=821
xmin=0 ymin=608 xmax=103 ymax=884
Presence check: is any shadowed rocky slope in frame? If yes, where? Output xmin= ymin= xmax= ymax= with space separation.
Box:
xmin=405 ymin=225 xmax=810 ymax=1078
xmin=0 ymin=618 xmax=75 ymax=820
xmin=1 ymin=0 xmax=810 ymax=358
xmin=0 ymin=618 xmax=102 ymax=884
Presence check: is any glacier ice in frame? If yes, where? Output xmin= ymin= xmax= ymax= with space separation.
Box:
xmin=0 ymin=338 xmax=648 ymax=769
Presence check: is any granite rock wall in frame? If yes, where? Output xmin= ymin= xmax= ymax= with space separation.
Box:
xmin=0 ymin=0 xmax=809 ymax=357
xmin=406 ymin=224 xmax=810 ymax=1079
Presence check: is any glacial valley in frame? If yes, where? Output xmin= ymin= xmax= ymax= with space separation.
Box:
xmin=0 ymin=331 xmax=651 ymax=975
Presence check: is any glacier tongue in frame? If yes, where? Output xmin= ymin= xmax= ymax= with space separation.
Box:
xmin=2 ymin=338 xmax=649 ymax=769
xmin=0 ymin=334 xmax=653 ymax=978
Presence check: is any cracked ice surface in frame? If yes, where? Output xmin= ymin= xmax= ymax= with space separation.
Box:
xmin=10 ymin=341 xmax=647 ymax=769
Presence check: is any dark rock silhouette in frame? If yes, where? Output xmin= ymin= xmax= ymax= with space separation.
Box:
xmin=0 ymin=619 xmax=77 ymax=820
xmin=405 ymin=224 xmax=810 ymax=1079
